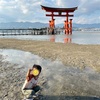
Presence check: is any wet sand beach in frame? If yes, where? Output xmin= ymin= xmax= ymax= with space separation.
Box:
xmin=0 ymin=38 xmax=100 ymax=100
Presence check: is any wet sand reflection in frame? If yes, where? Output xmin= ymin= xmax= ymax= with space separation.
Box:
xmin=50 ymin=35 xmax=55 ymax=42
xmin=64 ymin=36 xmax=72 ymax=43
xmin=49 ymin=35 xmax=72 ymax=43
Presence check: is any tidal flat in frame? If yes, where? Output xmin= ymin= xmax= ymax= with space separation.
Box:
xmin=0 ymin=39 xmax=100 ymax=100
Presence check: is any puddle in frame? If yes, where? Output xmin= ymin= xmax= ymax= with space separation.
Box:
xmin=0 ymin=49 xmax=44 ymax=67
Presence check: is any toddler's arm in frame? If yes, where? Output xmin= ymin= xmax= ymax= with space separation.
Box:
xmin=26 ymin=69 xmax=31 ymax=81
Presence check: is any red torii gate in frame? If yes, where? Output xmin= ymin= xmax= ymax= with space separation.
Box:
xmin=41 ymin=5 xmax=77 ymax=35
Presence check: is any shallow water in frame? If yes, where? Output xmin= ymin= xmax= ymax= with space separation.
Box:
xmin=0 ymin=31 xmax=100 ymax=44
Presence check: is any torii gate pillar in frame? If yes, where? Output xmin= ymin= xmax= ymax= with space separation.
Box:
xmin=70 ymin=19 xmax=73 ymax=35
xmin=49 ymin=19 xmax=55 ymax=28
xmin=64 ymin=18 xmax=73 ymax=35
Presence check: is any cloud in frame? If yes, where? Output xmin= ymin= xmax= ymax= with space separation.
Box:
xmin=54 ymin=0 xmax=100 ymax=24
xmin=0 ymin=0 xmax=43 ymax=22
xmin=77 ymin=0 xmax=100 ymax=16
xmin=74 ymin=13 xmax=100 ymax=24
xmin=73 ymin=0 xmax=100 ymax=24
xmin=0 ymin=0 xmax=100 ymax=24
xmin=56 ymin=0 xmax=80 ymax=7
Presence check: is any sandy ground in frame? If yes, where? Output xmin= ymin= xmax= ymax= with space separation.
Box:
xmin=0 ymin=39 xmax=100 ymax=100
xmin=0 ymin=38 xmax=100 ymax=71
xmin=0 ymin=55 xmax=24 ymax=100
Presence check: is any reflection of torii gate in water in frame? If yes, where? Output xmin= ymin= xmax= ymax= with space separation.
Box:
xmin=41 ymin=5 xmax=77 ymax=35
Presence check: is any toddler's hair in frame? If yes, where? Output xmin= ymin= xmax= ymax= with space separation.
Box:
xmin=33 ymin=64 xmax=42 ymax=72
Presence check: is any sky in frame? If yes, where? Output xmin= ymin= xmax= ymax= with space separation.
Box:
xmin=0 ymin=0 xmax=100 ymax=24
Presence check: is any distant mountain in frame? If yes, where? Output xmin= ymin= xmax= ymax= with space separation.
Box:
xmin=0 ymin=22 xmax=48 ymax=29
xmin=57 ymin=23 xmax=100 ymax=28
xmin=0 ymin=22 xmax=100 ymax=29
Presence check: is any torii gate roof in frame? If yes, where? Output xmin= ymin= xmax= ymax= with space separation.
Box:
xmin=41 ymin=5 xmax=78 ymax=12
